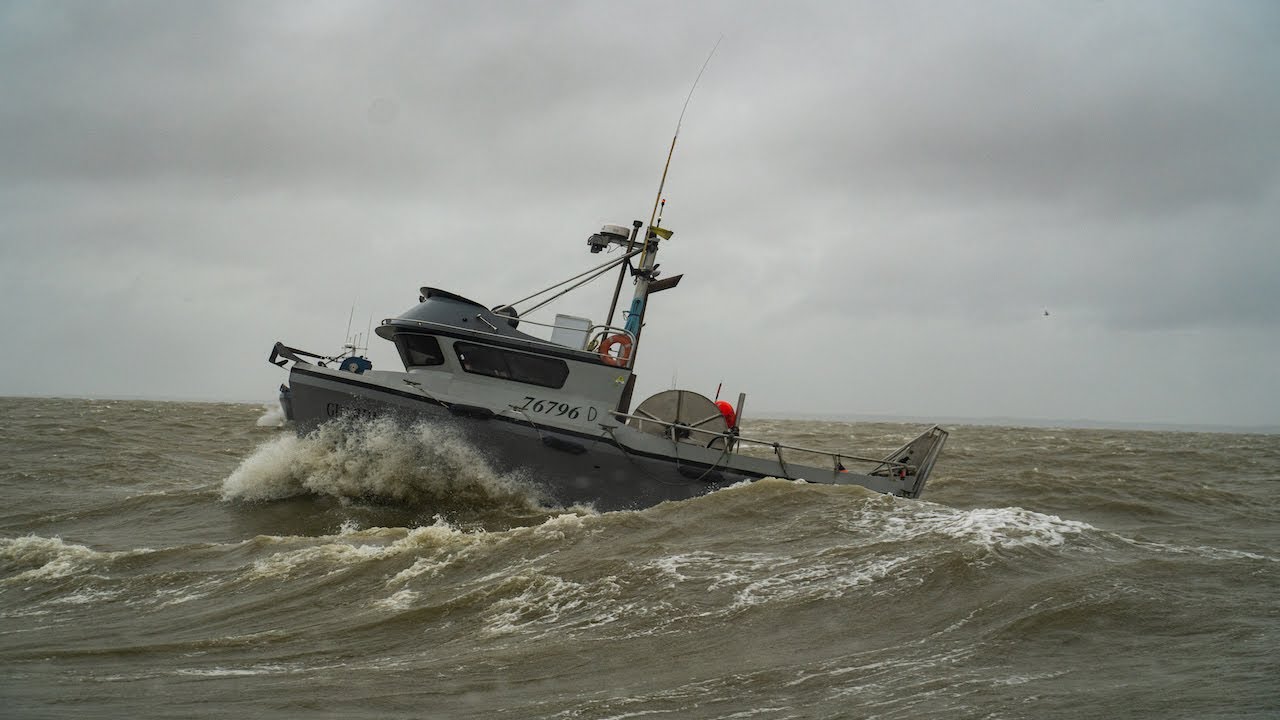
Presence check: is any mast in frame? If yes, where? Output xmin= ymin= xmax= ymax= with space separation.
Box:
xmin=605 ymin=221 xmax=643 ymax=328
xmin=622 ymin=224 xmax=671 ymax=367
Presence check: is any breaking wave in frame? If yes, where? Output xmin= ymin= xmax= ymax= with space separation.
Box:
xmin=221 ymin=417 xmax=547 ymax=513
xmin=873 ymin=504 xmax=1096 ymax=551
xmin=255 ymin=403 xmax=287 ymax=428
xmin=0 ymin=535 xmax=126 ymax=582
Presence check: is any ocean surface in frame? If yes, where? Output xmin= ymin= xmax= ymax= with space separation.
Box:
xmin=2 ymin=396 xmax=1276 ymax=719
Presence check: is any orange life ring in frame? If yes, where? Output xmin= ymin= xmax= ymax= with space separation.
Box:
xmin=598 ymin=334 xmax=633 ymax=367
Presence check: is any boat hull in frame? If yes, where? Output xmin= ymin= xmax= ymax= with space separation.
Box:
xmin=286 ymin=366 xmax=761 ymax=510
xmin=283 ymin=364 xmax=942 ymax=511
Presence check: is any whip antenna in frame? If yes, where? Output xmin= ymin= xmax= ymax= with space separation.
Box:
xmin=645 ymin=36 xmax=722 ymax=237
xmin=624 ymin=37 xmax=722 ymax=366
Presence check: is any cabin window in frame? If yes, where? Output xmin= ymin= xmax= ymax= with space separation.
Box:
xmin=394 ymin=334 xmax=445 ymax=367
xmin=454 ymin=342 xmax=569 ymax=389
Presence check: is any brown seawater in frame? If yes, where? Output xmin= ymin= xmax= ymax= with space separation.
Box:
xmin=2 ymin=397 xmax=1276 ymax=719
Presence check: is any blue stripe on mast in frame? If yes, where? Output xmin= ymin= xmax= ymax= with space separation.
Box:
xmin=624 ymin=297 xmax=644 ymax=335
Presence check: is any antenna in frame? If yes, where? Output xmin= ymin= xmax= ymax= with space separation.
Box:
xmin=344 ymin=300 xmax=356 ymax=342
xmin=629 ymin=37 xmax=722 ymax=371
xmin=641 ymin=36 xmax=722 ymax=259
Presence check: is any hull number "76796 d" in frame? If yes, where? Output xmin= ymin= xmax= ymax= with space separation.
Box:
xmin=518 ymin=396 xmax=597 ymax=421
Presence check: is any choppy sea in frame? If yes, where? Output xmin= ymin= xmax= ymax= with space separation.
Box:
xmin=2 ymin=396 xmax=1276 ymax=719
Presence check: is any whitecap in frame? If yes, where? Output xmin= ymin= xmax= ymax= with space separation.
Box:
xmin=872 ymin=505 xmax=1096 ymax=551
xmin=255 ymin=403 xmax=287 ymax=428
xmin=373 ymin=589 xmax=420 ymax=611
xmin=221 ymin=416 xmax=546 ymax=510
xmin=0 ymin=535 xmax=123 ymax=582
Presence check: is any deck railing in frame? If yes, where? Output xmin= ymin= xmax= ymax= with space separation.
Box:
xmin=605 ymin=410 xmax=930 ymax=475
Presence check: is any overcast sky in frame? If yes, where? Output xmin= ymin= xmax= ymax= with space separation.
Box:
xmin=2 ymin=0 xmax=1277 ymax=428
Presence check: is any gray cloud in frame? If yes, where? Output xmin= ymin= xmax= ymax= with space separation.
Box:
xmin=2 ymin=0 xmax=1277 ymax=427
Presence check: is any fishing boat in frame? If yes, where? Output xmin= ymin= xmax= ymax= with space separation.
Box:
xmin=268 ymin=48 xmax=945 ymax=510
xmin=267 ymin=216 xmax=948 ymax=511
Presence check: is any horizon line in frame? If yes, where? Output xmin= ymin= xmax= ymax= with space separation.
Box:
xmin=3 ymin=393 xmax=1277 ymax=435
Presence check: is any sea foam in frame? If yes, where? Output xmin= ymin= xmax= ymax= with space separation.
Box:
xmin=221 ymin=416 xmax=545 ymax=511
xmin=871 ymin=505 xmax=1096 ymax=551
xmin=0 ymin=535 xmax=124 ymax=582
xmin=255 ymin=403 xmax=287 ymax=428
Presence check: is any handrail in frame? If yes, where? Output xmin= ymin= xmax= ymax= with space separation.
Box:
xmin=607 ymin=410 xmax=913 ymax=470
xmin=269 ymin=341 xmax=358 ymax=369
xmin=585 ymin=325 xmax=636 ymax=347
xmin=487 ymin=315 xmax=569 ymax=331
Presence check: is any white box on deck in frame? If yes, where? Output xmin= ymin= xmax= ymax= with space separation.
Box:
xmin=550 ymin=314 xmax=592 ymax=350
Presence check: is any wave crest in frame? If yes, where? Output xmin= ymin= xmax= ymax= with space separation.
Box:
xmin=255 ymin=403 xmax=287 ymax=428
xmin=0 ymin=535 xmax=124 ymax=581
xmin=873 ymin=505 xmax=1095 ymax=551
xmin=221 ymin=417 xmax=546 ymax=512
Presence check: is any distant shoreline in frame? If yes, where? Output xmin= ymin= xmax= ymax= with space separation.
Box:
xmin=3 ymin=394 xmax=1276 ymax=436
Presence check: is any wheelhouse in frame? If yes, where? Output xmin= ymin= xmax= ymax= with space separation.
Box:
xmin=374 ymin=288 xmax=638 ymax=413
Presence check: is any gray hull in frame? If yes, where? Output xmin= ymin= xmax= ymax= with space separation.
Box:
xmin=285 ymin=364 xmax=946 ymax=512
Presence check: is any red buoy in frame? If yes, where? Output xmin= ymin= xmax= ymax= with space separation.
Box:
xmin=715 ymin=399 xmax=736 ymax=428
